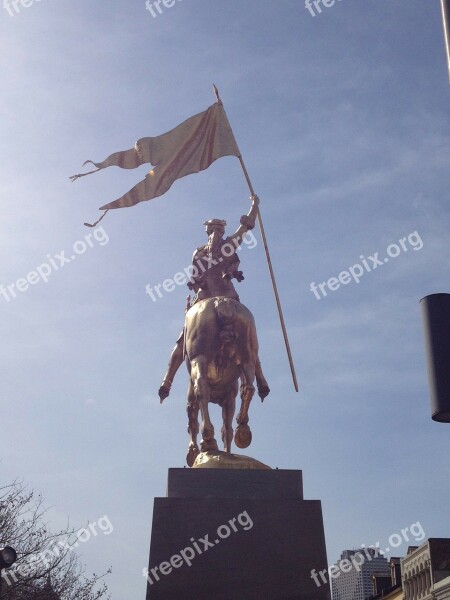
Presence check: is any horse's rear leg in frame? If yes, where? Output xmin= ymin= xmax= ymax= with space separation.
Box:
xmin=235 ymin=362 xmax=255 ymax=449
xmin=186 ymin=380 xmax=200 ymax=467
xmin=221 ymin=385 xmax=237 ymax=454
xmin=192 ymin=356 xmax=218 ymax=453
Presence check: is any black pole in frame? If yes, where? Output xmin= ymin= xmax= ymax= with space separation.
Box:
xmin=420 ymin=293 xmax=450 ymax=422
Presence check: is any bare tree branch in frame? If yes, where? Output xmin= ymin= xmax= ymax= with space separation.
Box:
xmin=0 ymin=482 xmax=111 ymax=600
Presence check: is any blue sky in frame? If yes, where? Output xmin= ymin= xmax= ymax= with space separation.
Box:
xmin=1 ymin=0 xmax=449 ymax=597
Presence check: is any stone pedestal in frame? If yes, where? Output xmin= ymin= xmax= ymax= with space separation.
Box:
xmin=146 ymin=468 xmax=331 ymax=600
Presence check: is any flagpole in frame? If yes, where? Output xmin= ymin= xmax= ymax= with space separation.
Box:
xmin=441 ymin=0 xmax=450 ymax=85
xmin=213 ymin=85 xmax=299 ymax=393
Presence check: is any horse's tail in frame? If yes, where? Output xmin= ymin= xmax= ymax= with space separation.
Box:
xmin=214 ymin=298 xmax=237 ymax=341
xmin=213 ymin=298 xmax=237 ymax=367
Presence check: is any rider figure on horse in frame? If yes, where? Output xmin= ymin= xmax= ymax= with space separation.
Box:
xmin=158 ymin=194 xmax=261 ymax=401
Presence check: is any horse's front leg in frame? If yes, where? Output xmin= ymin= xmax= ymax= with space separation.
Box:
xmin=191 ymin=356 xmax=218 ymax=453
xmin=186 ymin=379 xmax=200 ymax=467
xmin=255 ymin=357 xmax=270 ymax=401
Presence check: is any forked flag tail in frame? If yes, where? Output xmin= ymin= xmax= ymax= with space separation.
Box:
xmin=71 ymin=101 xmax=240 ymax=226
xmin=212 ymin=84 xmax=299 ymax=392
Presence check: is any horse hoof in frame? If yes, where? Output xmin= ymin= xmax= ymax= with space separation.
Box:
xmin=258 ymin=384 xmax=270 ymax=401
xmin=186 ymin=445 xmax=200 ymax=467
xmin=200 ymin=438 xmax=219 ymax=453
xmin=158 ymin=383 xmax=171 ymax=402
xmin=234 ymin=424 xmax=252 ymax=449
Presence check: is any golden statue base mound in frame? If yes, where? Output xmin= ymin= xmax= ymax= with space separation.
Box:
xmin=192 ymin=450 xmax=271 ymax=470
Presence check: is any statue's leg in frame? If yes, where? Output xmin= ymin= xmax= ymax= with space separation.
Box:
xmin=235 ymin=359 xmax=255 ymax=449
xmin=158 ymin=330 xmax=184 ymax=402
xmin=255 ymin=357 xmax=270 ymax=401
xmin=191 ymin=355 xmax=218 ymax=453
xmin=186 ymin=379 xmax=200 ymax=467
xmin=221 ymin=383 xmax=237 ymax=453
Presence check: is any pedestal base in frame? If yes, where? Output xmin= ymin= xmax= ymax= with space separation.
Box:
xmin=146 ymin=468 xmax=330 ymax=600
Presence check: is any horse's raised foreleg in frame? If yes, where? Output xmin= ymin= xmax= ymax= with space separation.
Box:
xmin=255 ymin=357 xmax=270 ymax=401
xmin=235 ymin=360 xmax=256 ymax=449
xmin=191 ymin=355 xmax=218 ymax=453
xmin=158 ymin=332 xmax=184 ymax=402
xmin=186 ymin=379 xmax=200 ymax=467
xmin=221 ymin=383 xmax=237 ymax=453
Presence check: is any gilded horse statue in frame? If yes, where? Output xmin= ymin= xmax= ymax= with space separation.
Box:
xmin=184 ymin=296 xmax=268 ymax=466
xmin=159 ymin=196 xmax=269 ymax=466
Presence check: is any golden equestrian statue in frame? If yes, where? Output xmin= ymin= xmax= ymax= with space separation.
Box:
xmin=159 ymin=195 xmax=270 ymax=466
